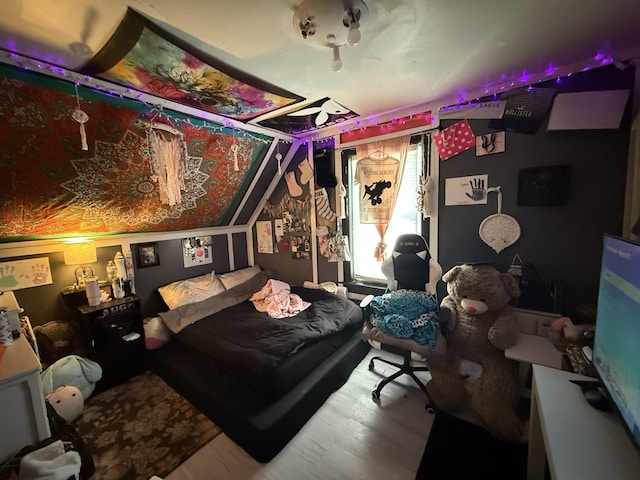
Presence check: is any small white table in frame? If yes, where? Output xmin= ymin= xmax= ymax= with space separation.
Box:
xmin=0 ymin=336 xmax=51 ymax=463
xmin=528 ymin=364 xmax=640 ymax=480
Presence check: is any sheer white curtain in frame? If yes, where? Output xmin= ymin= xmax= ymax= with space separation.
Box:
xmin=354 ymin=135 xmax=411 ymax=261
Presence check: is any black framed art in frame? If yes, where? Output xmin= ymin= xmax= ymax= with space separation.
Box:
xmin=81 ymin=8 xmax=304 ymax=121
xmin=517 ymin=165 xmax=571 ymax=206
xmin=135 ymin=242 xmax=160 ymax=268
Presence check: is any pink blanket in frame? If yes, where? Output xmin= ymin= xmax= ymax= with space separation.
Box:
xmin=250 ymin=279 xmax=311 ymax=318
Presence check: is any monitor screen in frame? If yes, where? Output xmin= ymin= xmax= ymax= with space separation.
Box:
xmin=592 ymin=234 xmax=640 ymax=451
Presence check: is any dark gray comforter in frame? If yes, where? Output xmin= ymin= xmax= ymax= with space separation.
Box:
xmin=171 ymin=282 xmax=362 ymax=374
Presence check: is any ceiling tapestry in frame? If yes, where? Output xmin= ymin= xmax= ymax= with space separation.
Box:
xmin=81 ymin=8 xmax=304 ymax=121
xmin=0 ymin=64 xmax=268 ymax=241
xmin=255 ymin=98 xmax=358 ymax=135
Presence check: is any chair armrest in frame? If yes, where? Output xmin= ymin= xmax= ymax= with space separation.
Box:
xmin=359 ymin=294 xmax=375 ymax=309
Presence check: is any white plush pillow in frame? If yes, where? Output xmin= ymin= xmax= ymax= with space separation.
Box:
xmin=158 ymin=271 xmax=226 ymax=310
xmin=217 ymin=265 xmax=261 ymax=290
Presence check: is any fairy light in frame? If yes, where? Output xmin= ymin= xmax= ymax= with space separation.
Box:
xmin=0 ymin=50 xmax=282 ymax=146
xmin=1 ymin=48 xmax=637 ymax=147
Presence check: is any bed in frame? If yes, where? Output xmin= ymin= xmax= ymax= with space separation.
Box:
xmin=145 ymin=266 xmax=369 ymax=462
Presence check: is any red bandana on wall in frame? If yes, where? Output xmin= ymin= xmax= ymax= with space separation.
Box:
xmin=0 ymin=64 xmax=269 ymax=241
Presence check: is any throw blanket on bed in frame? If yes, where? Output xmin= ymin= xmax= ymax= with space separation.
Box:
xmin=250 ymin=279 xmax=311 ymax=318
xmin=172 ymin=286 xmax=362 ymax=374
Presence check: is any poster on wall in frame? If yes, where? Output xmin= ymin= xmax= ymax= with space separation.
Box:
xmin=182 ymin=236 xmax=212 ymax=268
xmin=257 ymin=221 xmax=274 ymax=254
xmin=445 ymin=174 xmax=489 ymax=206
xmin=0 ymin=257 xmax=52 ymax=290
xmin=476 ymin=132 xmax=506 ymax=156
xmin=291 ymin=235 xmax=310 ymax=260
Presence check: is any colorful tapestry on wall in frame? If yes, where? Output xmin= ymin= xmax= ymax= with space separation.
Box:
xmin=0 ymin=64 xmax=270 ymax=241
xmin=81 ymin=8 xmax=304 ymax=121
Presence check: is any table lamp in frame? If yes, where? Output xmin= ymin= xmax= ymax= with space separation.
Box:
xmin=63 ymin=239 xmax=97 ymax=289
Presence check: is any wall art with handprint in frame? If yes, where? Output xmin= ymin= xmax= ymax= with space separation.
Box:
xmin=444 ymin=174 xmax=489 ymax=206
xmin=0 ymin=258 xmax=52 ymax=290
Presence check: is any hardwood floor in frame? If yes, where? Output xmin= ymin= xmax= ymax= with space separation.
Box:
xmin=165 ymin=348 xmax=435 ymax=480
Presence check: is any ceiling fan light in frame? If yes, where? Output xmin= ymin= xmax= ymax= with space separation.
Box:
xmin=347 ymin=22 xmax=361 ymax=45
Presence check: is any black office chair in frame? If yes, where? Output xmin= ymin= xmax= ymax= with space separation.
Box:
xmin=361 ymin=234 xmax=445 ymax=410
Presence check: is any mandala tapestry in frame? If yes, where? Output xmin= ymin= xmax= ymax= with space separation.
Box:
xmin=0 ymin=64 xmax=269 ymax=241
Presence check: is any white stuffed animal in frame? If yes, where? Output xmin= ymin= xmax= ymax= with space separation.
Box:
xmin=41 ymin=354 xmax=102 ymax=400
xmin=46 ymin=385 xmax=84 ymax=422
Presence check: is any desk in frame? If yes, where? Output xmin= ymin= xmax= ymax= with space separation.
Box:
xmin=505 ymin=332 xmax=563 ymax=369
xmin=0 ymin=336 xmax=51 ymax=462
xmin=528 ymin=364 xmax=640 ymax=480
xmin=505 ymin=332 xmax=564 ymax=396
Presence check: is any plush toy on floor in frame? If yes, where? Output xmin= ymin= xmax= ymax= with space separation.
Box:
xmin=46 ymin=385 xmax=84 ymax=422
xmin=427 ymin=263 xmax=525 ymax=442
xmin=41 ymin=354 xmax=103 ymax=400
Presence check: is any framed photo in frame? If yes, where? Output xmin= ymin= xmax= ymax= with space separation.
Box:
xmin=99 ymin=284 xmax=113 ymax=299
xmin=135 ymin=242 xmax=160 ymax=268
xmin=517 ymin=165 xmax=571 ymax=206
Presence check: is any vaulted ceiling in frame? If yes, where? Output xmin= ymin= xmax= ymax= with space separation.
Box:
xmin=2 ymin=0 xmax=640 ymax=139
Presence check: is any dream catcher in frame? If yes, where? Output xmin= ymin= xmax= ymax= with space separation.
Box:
xmin=145 ymin=112 xmax=188 ymax=206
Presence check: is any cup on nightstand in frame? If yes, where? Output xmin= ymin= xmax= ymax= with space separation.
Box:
xmin=85 ymin=277 xmax=101 ymax=306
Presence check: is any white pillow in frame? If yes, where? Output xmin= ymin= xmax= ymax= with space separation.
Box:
xmin=158 ymin=271 xmax=226 ymax=310
xmin=217 ymin=265 xmax=261 ymax=290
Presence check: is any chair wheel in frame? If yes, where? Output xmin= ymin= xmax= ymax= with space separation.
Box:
xmin=371 ymin=389 xmax=380 ymax=400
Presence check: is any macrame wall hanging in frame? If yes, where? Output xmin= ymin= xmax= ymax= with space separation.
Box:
xmin=146 ymin=118 xmax=188 ymax=206
xmin=416 ymin=134 xmax=434 ymax=219
xmin=478 ymin=186 xmax=521 ymax=253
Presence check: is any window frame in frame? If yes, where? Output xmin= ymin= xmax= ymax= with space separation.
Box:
xmin=343 ymin=136 xmax=425 ymax=284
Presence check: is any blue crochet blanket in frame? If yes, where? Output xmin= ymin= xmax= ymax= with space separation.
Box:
xmin=368 ymin=289 xmax=439 ymax=348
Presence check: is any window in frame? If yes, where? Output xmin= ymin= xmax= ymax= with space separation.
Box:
xmin=347 ymin=140 xmax=423 ymax=282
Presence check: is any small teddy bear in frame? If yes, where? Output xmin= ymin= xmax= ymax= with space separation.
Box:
xmin=426 ymin=263 xmax=525 ymax=442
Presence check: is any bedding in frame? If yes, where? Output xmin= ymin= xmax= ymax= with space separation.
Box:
xmin=147 ymin=267 xmax=369 ymax=462
xmin=172 ymin=281 xmax=363 ymax=375
xmin=158 ymin=270 xmax=226 ymax=310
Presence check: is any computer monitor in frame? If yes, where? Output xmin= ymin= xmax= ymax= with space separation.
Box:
xmin=592 ymin=234 xmax=640 ymax=452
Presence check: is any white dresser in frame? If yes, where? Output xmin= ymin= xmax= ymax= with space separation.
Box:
xmin=0 ymin=335 xmax=51 ymax=463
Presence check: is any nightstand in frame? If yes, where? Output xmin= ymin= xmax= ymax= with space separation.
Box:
xmin=74 ymin=294 xmax=148 ymax=392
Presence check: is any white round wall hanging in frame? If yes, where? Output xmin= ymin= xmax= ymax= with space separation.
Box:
xmin=479 ymin=187 xmax=521 ymax=253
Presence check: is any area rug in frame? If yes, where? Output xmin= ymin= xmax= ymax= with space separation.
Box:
xmin=74 ymin=370 xmax=221 ymax=480
xmin=415 ymin=409 xmax=528 ymax=480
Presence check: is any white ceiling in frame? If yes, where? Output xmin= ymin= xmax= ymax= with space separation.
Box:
xmin=2 ymin=0 xmax=640 ymax=137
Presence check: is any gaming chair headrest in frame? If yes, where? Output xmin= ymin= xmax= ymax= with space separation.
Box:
xmin=392 ymin=234 xmax=431 ymax=258
xmin=384 ymin=234 xmax=432 ymax=291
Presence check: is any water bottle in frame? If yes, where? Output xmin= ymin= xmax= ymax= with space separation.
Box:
xmin=114 ymin=252 xmax=127 ymax=280
xmin=106 ymin=260 xmax=117 ymax=281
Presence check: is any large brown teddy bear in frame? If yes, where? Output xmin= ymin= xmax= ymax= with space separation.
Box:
xmin=426 ymin=264 xmax=525 ymax=442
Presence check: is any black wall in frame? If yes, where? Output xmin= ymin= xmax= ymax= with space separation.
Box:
xmin=11 ymin=233 xmax=250 ymax=326
xmin=436 ymin=64 xmax=634 ymax=315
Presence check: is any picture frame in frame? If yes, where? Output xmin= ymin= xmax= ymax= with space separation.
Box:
xmin=135 ymin=242 xmax=160 ymax=268
xmin=517 ymin=165 xmax=571 ymax=206
xmin=99 ymin=284 xmax=113 ymax=299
